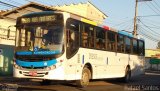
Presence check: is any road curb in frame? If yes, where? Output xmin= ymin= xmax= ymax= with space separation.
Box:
xmin=145 ymin=70 xmax=160 ymax=74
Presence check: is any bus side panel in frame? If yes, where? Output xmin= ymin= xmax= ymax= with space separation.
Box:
xmin=116 ymin=53 xmax=129 ymax=77
xmin=76 ymin=48 xmax=107 ymax=79
xmin=129 ymin=55 xmax=145 ymax=77
xmin=73 ymin=48 xmax=128 ymax=80
xmin=64 ymin=55 xmax=82 ymax=80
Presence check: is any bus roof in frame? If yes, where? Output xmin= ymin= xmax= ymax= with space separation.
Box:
xmin=118 ymin=30 xmax=145 ymax=41
xmin=19 ymin=11 xmax=144 ymax=41
xmin=21 ymin=11 xmax=56 ymax=17
xmin=118 ymin=30 xmax=133 ymax=38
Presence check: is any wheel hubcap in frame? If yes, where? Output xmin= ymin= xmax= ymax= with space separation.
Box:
xmin=82 ymin=72 xmax=89 ymax=86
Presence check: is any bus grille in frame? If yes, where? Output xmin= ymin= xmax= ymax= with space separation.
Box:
xmin=23 ymin=72 xmax=47 ymax=77
xmin=21 ymin=66 xmax=47 ymax=69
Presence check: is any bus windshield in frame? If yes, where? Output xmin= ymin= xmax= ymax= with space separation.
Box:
xmin=16 ymin=14 xmax=64 ymax=53
xmin=17 ymin=25 xmax=63 ymax=51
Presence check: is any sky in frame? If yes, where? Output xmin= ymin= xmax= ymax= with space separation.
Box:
xmin=91 ymin=0 xmax=160 ymax=49
xmin=0 ymin=0 xmax=160 ymax=49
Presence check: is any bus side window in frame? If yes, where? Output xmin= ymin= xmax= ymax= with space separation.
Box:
xmin=138 ymin=40 xmax=145 ymax=56
xmin=125 ymin=37 xmax=131 ymax=53
xmin=107 ymin=32 xmax=116 ymax=51
xmin=81 ymin=24 xmax=95 ymax=48
xmin=117 ymin=35 xmax=125 ymax=53
xmin=66 ymin=18 xmax=80 ymax=59
xmin=88 ymin=26 xmax=95 ymax=48
xmin=82 ymin=32 xmax=88 ymax=47
xmin=133 ymin=39 xmax=138 ymax=55
xmin=81 ymin=25 xmax=88 ymax=47
xmin=96 ymin=28 xmax=105 ymax=50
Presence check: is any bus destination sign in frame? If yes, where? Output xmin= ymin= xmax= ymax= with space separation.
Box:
xmin=21 ymin=15 xmax=56 ymax=24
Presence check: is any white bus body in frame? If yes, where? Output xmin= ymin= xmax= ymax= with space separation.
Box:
xmin=13 ymin=11 xmax=145 ymax=87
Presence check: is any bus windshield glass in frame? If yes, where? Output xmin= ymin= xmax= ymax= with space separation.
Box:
xmin=16 ymin=13 xmax=64 ymax=53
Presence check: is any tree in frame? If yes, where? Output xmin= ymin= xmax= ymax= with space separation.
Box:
xmin=157 ymin=41 xmax=160 ymax=49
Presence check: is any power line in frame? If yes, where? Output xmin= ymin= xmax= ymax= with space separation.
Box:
xmin=0 ymin=0 xmax=43 ymax=15
xmin=153 ymin=0 xmax=160 ymax=9
xmin=138 ymin=27 xmax=160 ymax=42
xmin=0 ymin=1 xmax=17 ymax=8
xmin=139 ymin=18 xmax=160 ymax=29
xmin=138 ymin=32 xmax=159 ymax=42
xmin=123 ymin=23 xmax=133 ymax=31
xmin=112 ymin=18 xmax=133 ymax=27
xmin=138 ymin=15 xmax=160 ymax=17
xmin=138 ymin=25 xmax=159 ymax=39
xmin=150 ymin=1 xmax=160 ymax=13
xmin=5 ymin=0 xmax=23 ymax=6
xmin=142 ymin=26 xmax=160 ymax=29
xmin=138 ymin=26 xmax=159 ymax=41
xmin=117 ymin=21 xmax=133 ymax=31
xmin=138 ymin=19 xmax=160 ymax=36
xmin=140 ymin=18 xmax=160 ymax=27
xmin=0 ymin=3 xmax=12 ymax=8
xmin=145 ymin=2 xmax=160 ymax=15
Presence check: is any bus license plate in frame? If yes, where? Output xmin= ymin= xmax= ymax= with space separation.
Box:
xmin=29 ymin=71 xmax=37 ymax=76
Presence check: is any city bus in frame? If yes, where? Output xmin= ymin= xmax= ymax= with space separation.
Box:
xmin=13 ymin=11 xmax=145 ymax=87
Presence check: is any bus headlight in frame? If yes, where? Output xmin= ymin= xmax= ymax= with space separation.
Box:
xmin=51 ymin=65 xmax=56 ymax=69
xmin=46 ymin=67 xmax=51 ymax=70
xmin=13 ymin=61 xmax=21 ymax=69
xmin=46 ymin=65 xmax=56 ymax=70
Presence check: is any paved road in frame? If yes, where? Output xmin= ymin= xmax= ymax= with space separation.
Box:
xmin=0 ymin=71 xmax=160 ymax=91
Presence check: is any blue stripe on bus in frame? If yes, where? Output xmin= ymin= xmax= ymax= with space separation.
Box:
xmin=16 ymin=59 xmax=57 ymax=67
xmin=118 ymin=31 xmax=133 ymax=38
xmin=16 ymin=51 xmax=32 ymax=55
xmin=16 ymin=50 xmax=61 ymax=55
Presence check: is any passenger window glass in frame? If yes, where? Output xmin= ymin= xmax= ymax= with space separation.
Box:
xmin=125 ymin=37 xmax=131 ymax=53
xmin=66 ymin=19 xmax=79 ymax=58
xmin=138 ymin=41 xmax=144 ymax=56
xmin=133 ymin=39 xmax=138 ymax=54
xmin=81 ymin=25 xmax=89 ymax=47
xmin=117 ymin=35 xmax=124 ymax=52
xmin=81 ymin=24 xmax=95 ymax=48
xmin=96 ymin=28 xmax=105 ymax=49
xmin=107 ymin=32 xmax=116 ymax=51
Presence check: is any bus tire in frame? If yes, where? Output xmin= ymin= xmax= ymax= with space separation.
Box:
xmin=76 ymin=67 xmax=91 ymax=88
xmin=123 ymin=67 xmax=131 ymax=83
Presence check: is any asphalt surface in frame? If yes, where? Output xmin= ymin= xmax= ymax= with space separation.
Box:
xmin=0 ymin=71 xmax=160 ymax=91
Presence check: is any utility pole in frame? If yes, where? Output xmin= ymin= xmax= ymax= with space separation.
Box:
xmin=133 ymin=0 xmax=152 ymax=36
xmin=133 ymin=0 xmax=138 ymax=37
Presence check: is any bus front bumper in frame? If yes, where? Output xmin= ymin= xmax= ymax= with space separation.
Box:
xmin=13 ymin=66 xmax=65 ymax=80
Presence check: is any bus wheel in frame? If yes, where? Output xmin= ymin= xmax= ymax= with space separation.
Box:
xmin=76 ymin=67 xmax=91 ymax=88
xmin=123 ymin=67 xmax=131 ymax=83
